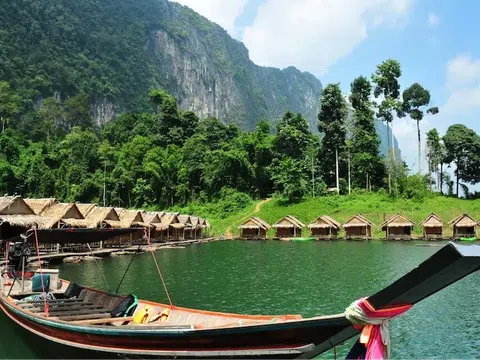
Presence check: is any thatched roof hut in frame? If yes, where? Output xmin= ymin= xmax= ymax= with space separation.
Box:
xmin=238 ymin=217 xmax=270 ymax=239
xmin=76 ymin=203 xmax=97 ymax=217
xmin=23 ymin=198 xmax=56 ymax=215
xmin=142 ymin=212 xmax=163 ymax=225
xmin=159 ymin=213 xmax=184 ymax=240
xmin=0 ymin=196 xmax=35 ymax=215
xmin=419 ymin=213 xmax=445 ymax=240
xmin=308 ymin=215 xmax=341 ymax=239
xmin=449 ymin=213 xmax=480 ymax=238
xmin=273 ymin=215 xmax=305 ymax=238
xmin=380 ymin=214 xmax=415 ymax=240
xmin=38 ymin=202 xmax=86 ymax=229
xmin=343 ymin=214 xmax=373 ymax=240
xmin=178 ymin=215 xmax=193 ymax=228
xmin=116 ymin=208 xmax=149 ymax=228
xmin=85 ymin=207 xmax=121 ymax=228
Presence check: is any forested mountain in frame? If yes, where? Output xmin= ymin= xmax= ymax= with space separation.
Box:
xmin=0 ymin=0 xmax=322 ymax=130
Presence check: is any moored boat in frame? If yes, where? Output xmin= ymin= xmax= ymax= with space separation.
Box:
xmin=1 ymin=229 xmax=480 ymax=359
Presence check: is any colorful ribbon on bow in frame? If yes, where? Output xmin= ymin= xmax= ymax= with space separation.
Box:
xmin=345 ymin=298 xmax=412 ymax=359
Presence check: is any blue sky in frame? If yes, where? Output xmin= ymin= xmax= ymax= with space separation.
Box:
xmin=172 ymin=0 xmax=480 ymax=177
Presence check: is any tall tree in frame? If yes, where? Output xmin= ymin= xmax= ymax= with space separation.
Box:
xmin=402 ymin=83 xmax=439 ymax=174
xmin=0 ymin=81 xmax=21 ymax=132
xmin=426 ymin=128 xmax=443 ymax=192
xmin=318 ymin=84 xmax=347 ymax=190
xmin=274 ymin=111 xmax=313 ymax=160
xmin=443 ymin=124 xmax=480 ymax=197
xmin=349 ymin=76 xmax=385 ymax=189
xmin=371 ymin=59 xmax=404 ymax=193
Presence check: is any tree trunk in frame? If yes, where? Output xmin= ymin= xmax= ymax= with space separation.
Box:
xmin=417 ymin=120 xmax=421 ymax=174
xmin=348 ymin=152 xmax=351 ymax=195
xmin=386 ymin=122 xmax=391 ymax=194
xmin=1 ymin=117 xmax=4 ymax=133
xmin=335 ymin=147 xmax=339 ymax=194
xmin=440 ymin=162 xmax=443 ymax=194
xmin=456 ymin=160 xmax=459 ymax=197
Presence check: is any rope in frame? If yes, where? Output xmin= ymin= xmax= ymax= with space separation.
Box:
xmin=33 ymin=228 xmax=49 ymax=317
xmin=145 ymin=228 xmax=174 ymax=309
xmin=86 ymin=243 xmax=111 ymax=293
xmin=115 ymin=245 xmax=142 ymax=294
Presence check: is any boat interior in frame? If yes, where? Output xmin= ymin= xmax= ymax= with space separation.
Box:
xmin=3 ymin=276 xmax=302 ymax=328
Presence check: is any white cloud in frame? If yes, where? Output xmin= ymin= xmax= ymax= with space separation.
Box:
xmin=242 ymin=0 xmax=412 ymax=76
xmin=444 ymin=54 xmax=480 ymax=114
xmin=427 ymin=12 xmax=440 ymax=27
xmin=171 ymin=0 xmax=248 ymax=37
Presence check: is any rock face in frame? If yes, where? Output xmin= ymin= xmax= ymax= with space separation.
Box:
xmin=146 ymin=2 xmax=322 ymax=131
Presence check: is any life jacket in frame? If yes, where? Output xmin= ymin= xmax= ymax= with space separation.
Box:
xmin=133 ymin=305 xmax=153 ymax=324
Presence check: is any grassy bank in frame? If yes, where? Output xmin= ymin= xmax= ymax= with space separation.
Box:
xmin=209 ymin=193 xmax=480 ymax=239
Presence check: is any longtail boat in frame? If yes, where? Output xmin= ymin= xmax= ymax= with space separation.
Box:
xmin=1 ymin=229 xmax=480 ymax=359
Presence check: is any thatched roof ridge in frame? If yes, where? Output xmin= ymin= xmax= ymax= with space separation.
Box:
xmin=117 ymin=209 xmax=145 ymax=228
xmin=205 ymin=219 xmax=211 ymax=228
xmin=24 ymin=198 xmax=56 ymax=215
xmin=273 ymin=215 xmax=305 ymax=229
xmin=419 ymin=213 xmax=445 ymax=227
xmin=76 ymin=203 xmax=97 ymax=217
xmin=0 ymin=196 xmax=35 ymax=215
xmin=40 ymin=202 xmax=84 ymax=220
xmin=178 ymin=215 xmax=192 ymax=226
xmin=238 ymin=216 xmax=270 ymax=230
xmin=380 ymin=214 xmax=415 ymax=229
xmin=84 ymin=207 xmax=120 ymax=227
xmin=142 ymin=212 xmax=162 ymax=224
xmin=308 ymin=215 xmax=341 ymax=229
xmin=161 ymin=213 xmax=180 ymax=225
xmin=190 ymin=216 xmax=200 ymax=227
xmin=449 ymin=213 xmax=479 ymax=228
xmin=343 ymin=214 xmax=374 ymax=228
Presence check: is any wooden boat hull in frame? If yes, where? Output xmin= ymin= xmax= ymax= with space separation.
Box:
xmin=0 ymin=297 xmax=349 ymax=358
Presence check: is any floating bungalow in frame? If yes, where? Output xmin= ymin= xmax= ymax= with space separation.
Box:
xmin=449 ymin=213 xmax=479 ymax=239
xmin=419 ymin=213 xmax=445 ymax=240
xmin=238 ymin=217 xmax=270 ymax=239
xmin=0 ymin=196 xmax=43 ymax=240
xmin=160 ymin=213 xmax=185 ymax=241
xmin=273 ymin=216 xmax=305 ymax=238
xmin=343 ymin=214 xmax=373 ymax=240
xmin=178 ymin=215 xmax=193 ymax=239
xmin=190 ymin=216 xmax=203 ymax=239
xmin=308 ymin=215 xmax=341 ymax=240
xmin=380 ymin=214 xmax=415 ymax=240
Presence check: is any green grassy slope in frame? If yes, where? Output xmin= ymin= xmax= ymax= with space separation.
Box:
xmin=210 ymin=194 xmax=480 ymax=239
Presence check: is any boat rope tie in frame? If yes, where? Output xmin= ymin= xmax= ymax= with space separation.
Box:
xmin=33 ymin=227 xmax=49 ymax=317
xmin=345 ymin=298 xmax=412 ymax=359
xmin=144 ymin=228 xmax=174 ymax=309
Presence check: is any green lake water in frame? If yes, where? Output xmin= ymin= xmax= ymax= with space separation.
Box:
xmin=1 ymin=240 xmax=480 ymax=359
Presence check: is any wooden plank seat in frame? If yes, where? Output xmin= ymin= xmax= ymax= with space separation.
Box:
xmin=22 ymin=303 xmax=95 ymax=311
xmin=57 ymin=313 xmax=112 ymax=322
xmin=38 ymin=307 xmax=114 ymax=318
xmin=18 ymin=299 xmax=86 ymax=306
xmin=29 ymin=304 xmax=107 ymax=314
xmin=19 ymin=300 xmax=92 ymax=308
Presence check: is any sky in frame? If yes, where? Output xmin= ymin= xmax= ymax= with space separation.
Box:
xmin=171 ymin=0 xmax=480 ymax=176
